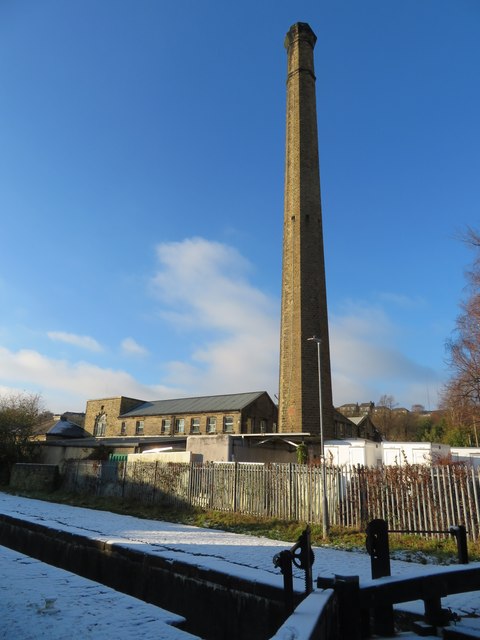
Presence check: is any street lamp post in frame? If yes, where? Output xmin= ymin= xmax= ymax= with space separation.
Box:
xmin=307 ymin=336 xmax=330 ymax=538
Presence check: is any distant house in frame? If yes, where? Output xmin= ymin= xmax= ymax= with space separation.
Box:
xmin=33 ymin=411 xmax=85 ymax=441
xmin=359 ymin=402 xmax=375 ymax=416
xmin=336 ymin=403 xmax=360 ymax=417
xmin=46 ymin=416 xmax=86 ymax=440
xmin=348 ymin=415 xmax=381 ymax=441
xmin=84 ymin=392 xmax=278 ymax=439
xmin=336 ymin=402 xmax=375 ymax=419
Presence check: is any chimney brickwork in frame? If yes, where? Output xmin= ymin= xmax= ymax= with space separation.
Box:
xmin=278 ymin=23 xmax=334 ymax=436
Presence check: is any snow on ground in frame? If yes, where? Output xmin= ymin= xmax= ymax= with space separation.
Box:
xmin=1 ymin=492 xmax=480 ymax=638
xmin=0 ymin=545 xmax=198 ymax=640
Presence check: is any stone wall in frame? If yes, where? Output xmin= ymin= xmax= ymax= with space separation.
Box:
xmin=83 ymin=393 xmax=277 ymax=439
xmin=187 ymin=434 xmax=233 ymax=462
xmin=127 ymin=451 xmax=202 ymax=463
xmin=84 ymin=396 xmax=144 ymax=437
xmin=9 ymin=463 xmax=59 ymax=492
xmin=0 ymin=513 xmax=287 ymax=640
xmin=121 ymin=410 xmax=244 ymax=437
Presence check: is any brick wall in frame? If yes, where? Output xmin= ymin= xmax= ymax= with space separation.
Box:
xmin=84 ymin=397 xmax=144 ymax=437
xmin=279 ymin=23 xmax=334 ymax=437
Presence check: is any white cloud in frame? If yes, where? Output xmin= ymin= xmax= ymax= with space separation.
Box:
xmin=0 ymin=346 xmax=176 ymax=413
xmin=121 ymin=337 xmax=148 ymax=357
xmin=329 ymin=304 xmax=443 ymax=409
xmin=152 ymin=237 xmax=280 ymax=396
xmin=47 ymin=331 xmax=103 ymax=352
xmin=151 ymin=238 xmax=444 ymax=408
xmin=377 ymin=291 xmax=426 ymax=308
xmin=0 ymin=239 xmax=445 ymax=415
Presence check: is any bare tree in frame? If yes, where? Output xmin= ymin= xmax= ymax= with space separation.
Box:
xmin=373 ymin=394 xmax=397 ymax=439
xmin=443 ymin=228 xmax=480 ymax=443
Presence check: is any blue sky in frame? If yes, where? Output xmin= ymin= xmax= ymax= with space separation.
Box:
xmin=0 ymin=0 xmax=478 ymax=413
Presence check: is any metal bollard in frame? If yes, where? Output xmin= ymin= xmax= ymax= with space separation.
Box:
xmin=333 ymin=575 xmax=362 ymax=640
xmin=366 ymin=518 xmax=391 ymax=579
xmin=366 ymin=519 xmax=394 ymax=637
xmin=290 ymin=525 xmax=315 ymax=594
xmin=450 ymin=525 xmax=469 ymax=564
xmin=273 ymin=549 xmax=294 ymax=615
xmin=273 ymin=526 xmax=315 ymax=615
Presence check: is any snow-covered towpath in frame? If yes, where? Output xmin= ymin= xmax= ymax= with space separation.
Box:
xmin=1 ymin=492 xmax=480 ymax=638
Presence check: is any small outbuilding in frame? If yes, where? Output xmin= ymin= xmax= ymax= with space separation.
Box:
xmin=46 ymin=416 xmax=86 ymax=440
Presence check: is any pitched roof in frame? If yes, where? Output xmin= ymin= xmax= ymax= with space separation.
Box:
xmin=47 ymin=418 xmax=85 ymax=439
xmin=119 ymin=391 xmax=269 ymax=417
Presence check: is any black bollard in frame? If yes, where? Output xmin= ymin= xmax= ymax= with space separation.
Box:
xmin=450 ymin=525 xmax=469 ymax=564
xmin=366 ymin=519 xmax=394 ymax=636
xmin=273 ymin=549 xmax=294 ymax=615
xmin=334 ymin=575 xmax=362 ymax=640
xmin=366 ymin=518 xmax=391 ymax=579
xmin=291 ymin=526 xmax=315 ymax=594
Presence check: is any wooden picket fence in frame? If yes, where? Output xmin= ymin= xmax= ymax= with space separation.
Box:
xmin=62 ymin=460 xmax=480 ymax=540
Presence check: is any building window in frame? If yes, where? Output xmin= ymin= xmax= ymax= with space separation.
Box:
xmin=260 ymin=419 xmax=267 ymax=433
xmin=206 ymin=417 xmax=216 ymax=434
xmin=135 ymin=420 xmax=144 ymax=435
xmin=175 ymin=418 xmax=185 ymax=434
xmin=120 ymin=421 xmax=127 ymax=436
xmin=161 ymin=419 xmax=171 ymax=434
xmin=94 ymin=413 xmax=107 ymax=437
xmin=223 ymin=416 xmax=234 ymax=433
xmin=191 ymin=418 xmax=200 ymax=434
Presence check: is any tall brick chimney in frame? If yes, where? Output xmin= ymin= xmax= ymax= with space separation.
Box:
xmin=278 ymin=23 xmax=334 ymax=436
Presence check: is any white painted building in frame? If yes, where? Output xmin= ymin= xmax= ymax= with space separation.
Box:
xmin=451 ymin=447 xmax=480 ymax=468
xmin=382 ymin=441 xmax=450 ymax=466
xmin=325 ymin=439 xmax=383 ymax=467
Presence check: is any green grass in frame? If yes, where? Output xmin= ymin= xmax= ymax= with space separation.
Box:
xmin=5 ymin=487 xmax=478 ymax=563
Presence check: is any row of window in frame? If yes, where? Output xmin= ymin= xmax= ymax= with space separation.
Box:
xmin=96 ymin=414 xmax=271 ymax=437
xmin=119 ymin=416 xmax=236 ymax=437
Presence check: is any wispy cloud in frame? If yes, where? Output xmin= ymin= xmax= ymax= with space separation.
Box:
xmin=152 ymin=237 xmax=280 ymax=396
xmin=0 ymin=346 xmax=175 ymax=413
xmin=330 ymin=303 xmax=443 ymax=408
xmin=0 ymin=239 xmax=445 ymax=414
xmin=377 ymin=292 xmax=426 ymax=308
xmin=47 ymin=331 xmax=103 ymax=352
xmin=121 ymin=337 xmax=148 ymax=357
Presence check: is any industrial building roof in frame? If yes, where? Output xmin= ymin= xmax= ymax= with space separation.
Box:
xmin=119 ymin=391 xmax=269 ymax=418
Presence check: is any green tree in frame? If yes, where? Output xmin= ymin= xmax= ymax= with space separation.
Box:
xmin=0 ymin=392 xmax=43 ymax=482
xmin=416 ymin=416 xmax=446 ymax=443
xmin=296 ymin=442 xmax=308 ymax=464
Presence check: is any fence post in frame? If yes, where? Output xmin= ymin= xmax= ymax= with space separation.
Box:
xmin=152 ymin=461 xmax=158 ymax=503
xmin=358 ymin=465 xmax=369 ymax=528
xmin=233 ymin=461 xmax=238 ymax=512
xmin=121 ymin=460 xmax=127 ymax=498
xmin=289 ymin=463 xmax=293 ymax=521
